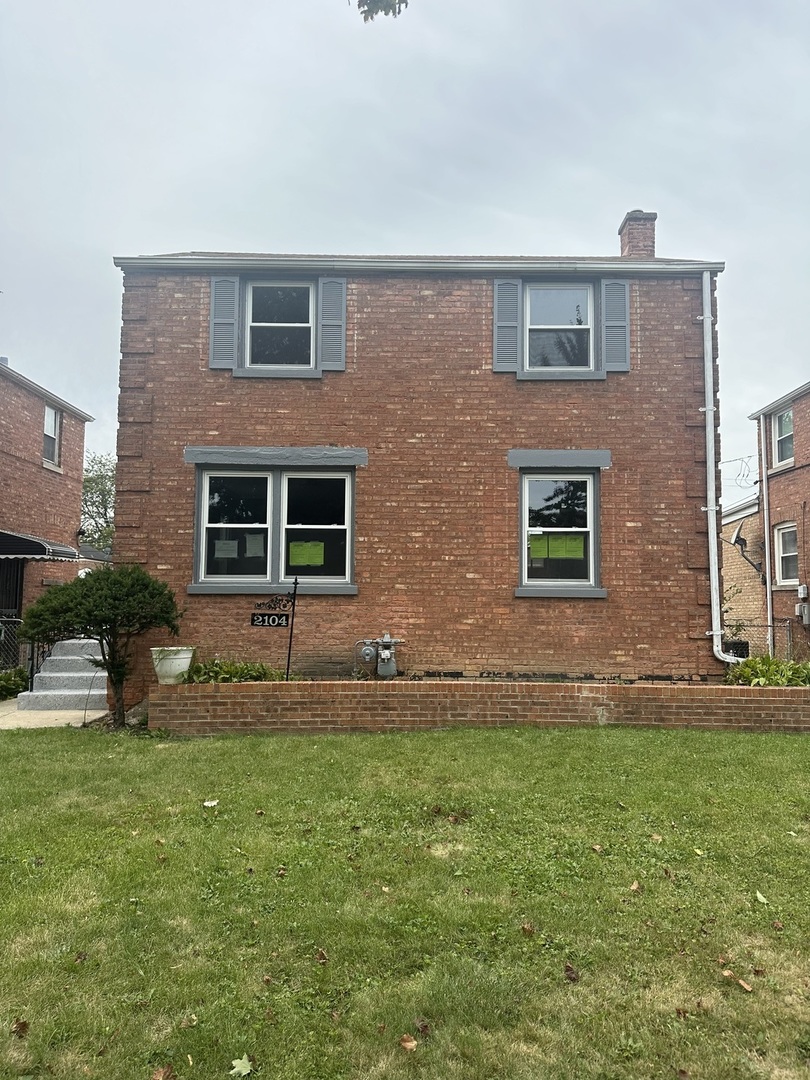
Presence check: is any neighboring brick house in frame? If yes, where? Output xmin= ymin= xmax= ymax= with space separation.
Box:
xmin=0 ymin=358 xmax=94 ymax=625
xmin=723 ymin=382 xmax=810 ymax=658
xmin=113 ymin=210 xmax=730 ymax=700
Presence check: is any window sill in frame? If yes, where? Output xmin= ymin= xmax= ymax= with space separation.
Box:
xmin=233 ymin=367 xmax=322 ymax=379
xmin=773 ymin=583 xmax=800 ymax=591
xmin=188 ymin=582 xmax=358 ymax=596
xmin=768 ymin=461 xmax=794 ymax=475
xmin=42 ymin=460 xmax=63 ymax=474
xmin=515 ymin=585 xmax=607 ymax=599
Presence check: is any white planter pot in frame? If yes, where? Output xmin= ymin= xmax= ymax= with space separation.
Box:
xmin=151 ymin=646 xmax=195 ymax=685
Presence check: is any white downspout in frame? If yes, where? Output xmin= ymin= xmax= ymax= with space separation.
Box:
xmin=702 ymin=270 xmax=740 ymax=665
xmin=758 ymin=414 xmax=774 ymax=655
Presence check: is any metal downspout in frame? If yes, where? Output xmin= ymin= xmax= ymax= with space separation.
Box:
xmin=702 ymin=270 xmax=740 ymax=666
xmin=759 ymin=414 xmax=775 ymax=655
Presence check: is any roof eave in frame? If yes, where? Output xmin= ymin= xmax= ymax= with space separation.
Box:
xmin=113 ymin=254 xmax=725 ymax=277
xmin=748 ymin=380 xmax=810 ymax=420
xmin=0 ymin=366 xmax=94 ymax=423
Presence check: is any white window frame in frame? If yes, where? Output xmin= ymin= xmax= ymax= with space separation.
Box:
xmin=280 ymin=472 xmax=351 ymax=585
xmin=521 ymin=472 xmax=595 ymax=588
xmin=525 ymin=283 xmax=594 ymax=373
xmin=774 ymin=522 xmax=799 ymax=586
xmin=198 ymin=468 xmax=352 ymax=587
xmin=200 ymin=472 xmax=272 ymax=584
xmin=43 ymin=405 xmax=61 ymax=465
xmin=246 ymin=282 xmax=314 ymax=371
xmin=772 ymin=408 xmax=794 ymax=466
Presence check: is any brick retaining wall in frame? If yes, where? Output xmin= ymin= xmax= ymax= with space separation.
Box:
xmin=149 ymin=680 xmax=810 ymax=736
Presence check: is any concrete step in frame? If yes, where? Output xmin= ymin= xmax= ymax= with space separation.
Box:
xmin=40 ymin=656 xmax=103 ymax=674
xmin=49 ymin=639 xmax=103 ymax=660
xmin=32 ymin=671 xmax=108 ymax=692
xmin=17 ymin=689 xmax=108 ymax=711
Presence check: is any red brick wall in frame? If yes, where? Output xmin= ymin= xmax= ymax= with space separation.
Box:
xmin=116 ymin=269 xmax=723 ymax=701
xmin=149 ymin=680 xmax=810 ymax=736
xmin=0 ymin=373 xmax=86 ymax=546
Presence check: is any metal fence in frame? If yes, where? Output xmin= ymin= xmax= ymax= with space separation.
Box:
xmin=723 ymin=620 xmax=795 ymax=661
xmin=0 ymin=618 xmax=26 ymax=672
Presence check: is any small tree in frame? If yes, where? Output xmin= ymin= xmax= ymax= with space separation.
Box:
xmin=20 ymin=565 xmax=181 ymax=729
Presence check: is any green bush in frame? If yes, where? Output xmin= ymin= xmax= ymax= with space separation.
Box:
xmin=0 ymin=667 xmax=28 ymax=700
xmin=182 ymin=658 xmax=292 ymax=684
xmin=726 ymin=655 xmax=810 ymax=687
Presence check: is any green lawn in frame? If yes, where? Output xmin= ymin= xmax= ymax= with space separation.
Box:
xmin=1 ymin=725 xmax=810 ymax=1079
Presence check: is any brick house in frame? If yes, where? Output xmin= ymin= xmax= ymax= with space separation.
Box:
xmin=0 ymin=358 xmax=94 ymax=626
xmin=723 ymin=382 xmax=810 ymax=658
xmin=113 ymin=210 xmax=731 ymax=700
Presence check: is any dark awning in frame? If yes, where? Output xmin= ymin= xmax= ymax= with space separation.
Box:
xmin=0 ymin=530 xmax=80 ymax=560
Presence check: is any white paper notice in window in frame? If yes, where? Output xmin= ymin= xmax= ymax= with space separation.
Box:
xmin=245 ymin=534 xmax=265 ymax=558
xmin=214 ymin=539 xmax=239 ymax=559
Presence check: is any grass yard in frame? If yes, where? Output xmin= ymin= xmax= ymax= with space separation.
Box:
xmin=1 ymin=726 xmax=810 ymax=1079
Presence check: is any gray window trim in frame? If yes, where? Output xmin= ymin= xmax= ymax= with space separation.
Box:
xmin=513 ymin=459 xmax=608 ymax=600
xmin=188 ymin=456 xmax=362 ymax=595
xmin=184 ymin=446 xmax=368 ymax=467
xmin=508 ymin=449 xmax=611 ymax=470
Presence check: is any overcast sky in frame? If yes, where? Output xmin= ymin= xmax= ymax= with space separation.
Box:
xmin=2 ymin=0 xmax=808 ymax=504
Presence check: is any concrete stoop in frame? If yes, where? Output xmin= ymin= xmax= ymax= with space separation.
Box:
xmin=16 ymin=638 xmax=108 ymax=711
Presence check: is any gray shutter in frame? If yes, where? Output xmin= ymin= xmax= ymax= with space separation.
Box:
xmin=209 ymin=277 xmax=239 ymax=369
xmin=318 ymin=278 xmax=346 ymax=371
xmin=493 ymin=279 xmax=522 ymax=371
xmin=601 ymin=280 xmax=630 ymax=372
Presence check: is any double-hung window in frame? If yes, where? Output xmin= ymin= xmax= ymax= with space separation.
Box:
xmin=209 ymin=277 xmax=346 ymax=378
xmin=527 ymin=285 xmax=592 ymax=371
xmin=43 ymin=405 xmax=61 ymax=466
xmin=774 ymin=523 xmax=799 ymax=585
xmin=772 ymin=408 xmax=794 ymax=466
xmin=186 ymin=446 xmax=366 ymax=594
xmin=248 ymin=284 xmax=313 ymax=369
xmin=493 ymin=279 xmax=629 ymax=379
xmin=508 ymin=450 xmax=610 ymax=598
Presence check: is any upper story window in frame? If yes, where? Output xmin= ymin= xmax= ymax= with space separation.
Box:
xmin=772 ymin=408 xmax=794 ymax=466
xmin=248 ymin=284 xmax=313 ymax=369
xmin=209 ymin=277 xmax=346 ymax=379
xmin=494 ymin=279 xmax=629 ymax=380
xmin=527 ymin=286 xmax=592 ymax=371
xmin=43 ymin=405 xmax=61 ymax=465
xmin=774 ymin=523 xmax=799 ymax=585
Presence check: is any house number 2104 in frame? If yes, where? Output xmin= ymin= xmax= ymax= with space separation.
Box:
xmin=250 ymin=613 xmax=289 ymax=627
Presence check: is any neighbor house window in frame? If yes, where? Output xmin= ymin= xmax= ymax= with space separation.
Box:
xmin=772 ymin=408 xmax=794 ymax=465
xmin=775 ymin=523 xmax=799 ymax=585
xmin=248 ymin=283 xmax=313 ymax=368
xmin=43 ymin=405 xmax=61 ymax=465
xmin=526 ymin=285 xmax=592 ymax=371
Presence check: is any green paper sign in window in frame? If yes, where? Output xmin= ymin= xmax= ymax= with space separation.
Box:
xmin=547 ymin=534 xmax=585 ymax=559
xmin=289 ymin=541 xmax=325 ymax=566
xmin=530 ymin=535 xmax=549 ymax=558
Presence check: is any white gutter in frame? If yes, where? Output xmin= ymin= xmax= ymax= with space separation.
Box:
xmin=702 ymin=270 xmax=741 ymax=665
xmin=758 ymin=414 xmax=775 ymax=655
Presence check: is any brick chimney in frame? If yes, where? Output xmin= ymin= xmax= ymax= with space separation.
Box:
xmin=618 ymin=210 xmax=657 ymax=258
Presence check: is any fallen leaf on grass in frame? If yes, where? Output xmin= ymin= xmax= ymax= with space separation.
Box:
xmin=151 ymin=1067 xmax=177 ymax=1080
xmin=651 ymin=834 xmax=663 ymax=843
xmin=10 ymin=1018 xmax=29 ymax=1038
xmin=676 ymin=1070 xmax=690 ymax=1079
xmin=74 ymin=951 xmax=87 ymax=964
xmin=230 ymin=1055 xmax=253 ymax=1076
xmin=202 ymin=800 xmax=219 ymax=808
xmin=261 ymin=974 xmax=273 ymax=985
xmin=316 ymin=948 xmax=329 ymax=965
xmin=415 ymin=1019 xmax=431 ymax=1037
xmin=377 ymin=1024 xmax=386 ymax=1034
xmin=772 ymin=920 xmax=784 ymax=931
xmin=753 ymin=967 xmax=766 ymax=977
xmin=630 ymin=881 xmax=641 ymax=893
xmin=756 ymin=891 xmax=769 ymax=904
xmin=675 ymin=1008 xmax=689 ymax=1020
xmin=591 ymin=844 xmax=603 ymax=853
xmin=564 ymin=963 xmax=580 ymax=983
xmin=276 ymin=866 xmax=288 ymax=878
xmin=694 ymin=848 xmax=705 ymax=856
xmin=521 ymin=921 xmax=535 ymax=936
xmin=399 ymin=1034 xmax=418 ymax=1052
xmin=722 ymin=969 xmax=735 ymax=979
xmin=255 ymin=809 xmax=265 ymax=816
xmin=180 ymin=1014 xmax=198 ymax=1028
xmin=737 ymin=979 xmax=753 ymax=993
